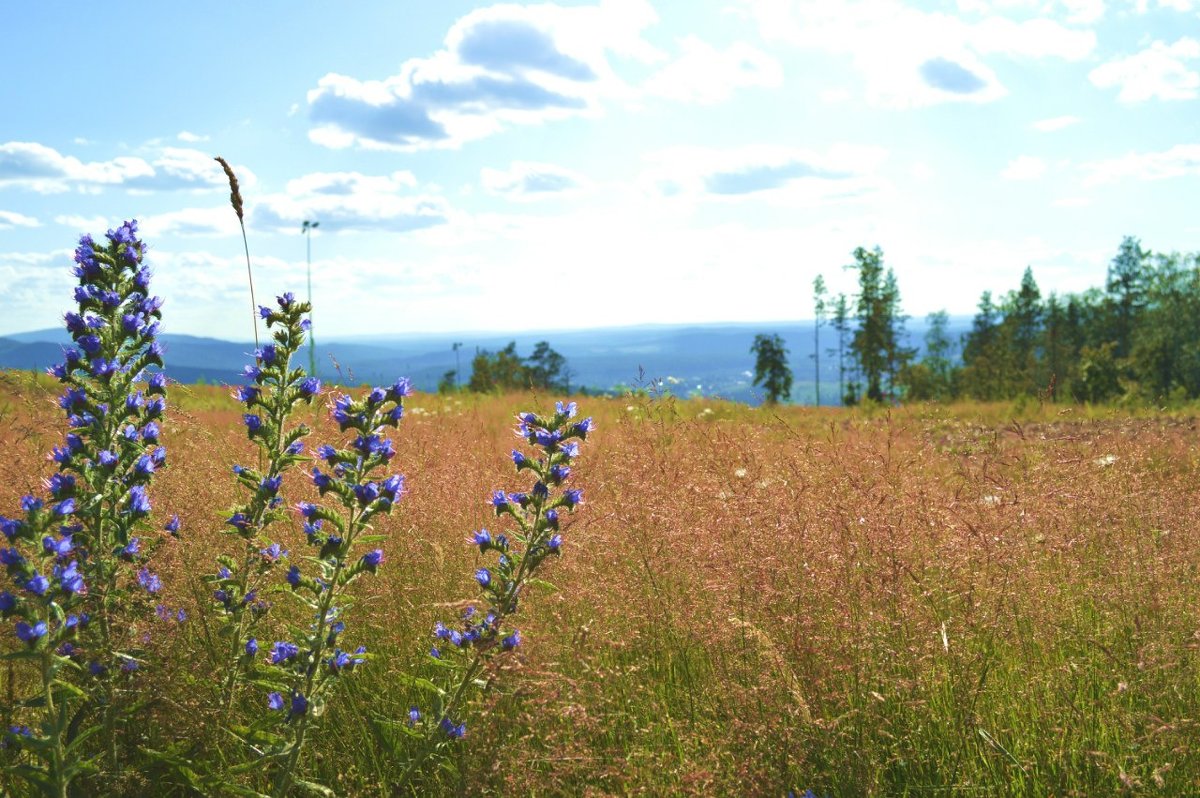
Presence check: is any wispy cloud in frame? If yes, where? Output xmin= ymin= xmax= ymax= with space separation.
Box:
xmin=1082 ymin=143 xmax=1200 ymax=184
xmin=481 ymin=162 xmax=588 ymax=199
xmin=1032 ymin=115 xmax=1081 ymax=132
xmin=0 ymin=210 xmax=40 ymax=229
xmin=0 ymin=142 xmax=256 ymax=194
xmin=1089 ymin=38 xmax=1200 ymax=102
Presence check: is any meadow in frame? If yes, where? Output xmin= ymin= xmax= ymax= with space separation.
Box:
xmin=2 ymin=368 xmax=1197 ymax=796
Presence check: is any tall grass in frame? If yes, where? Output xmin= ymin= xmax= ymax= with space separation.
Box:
xmin=3 ymin=380 xmax=1197 ymax=795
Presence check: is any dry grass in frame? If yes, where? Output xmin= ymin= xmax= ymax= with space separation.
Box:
xmin=1 ymin=370 xmax=1199 ymax=796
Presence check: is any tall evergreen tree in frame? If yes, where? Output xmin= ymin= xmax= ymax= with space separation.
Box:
xmin=812 ymin=274 xmax=827 ymax=406
xmin=847 ymin=247 xmax=909 ymax=402
xmin=830 ymin=293 xmax=850 ymax=405
xmin=1106 ymin=235 xmax=1149 ymax=360
xmin=750 ymin=333 xmax=793 ymax=405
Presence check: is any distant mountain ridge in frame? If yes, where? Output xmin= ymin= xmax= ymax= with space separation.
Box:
xmin=0 ymin=319 xmax=970 ymax=405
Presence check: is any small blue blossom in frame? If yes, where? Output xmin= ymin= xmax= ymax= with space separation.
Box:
xmin=270 ymin=641 xmax=299 ymax=665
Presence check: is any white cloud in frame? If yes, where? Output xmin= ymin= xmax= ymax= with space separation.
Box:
xmin=1002 ymin=155 xmax=1048 ymax=180
xmin=177 ymin=131 xmax=210 ymax=143
xmin=641 ymin=143 xmax=889 ymax=203
xmin=481 ymin=162 xmax=588 ymax=199
xmin=643 ymin=36 xmax=783 ymax=104
xmin=0 ymin=210 xmax=39 ymax=229
xmin=1032 ymin=114 xmax=1081 ymax=131
xmin=54 ymin=215 xmax=110 ymax=232
xmin=738 ymin=0 xmax=1095 ymax=107
xmin=0 ymin=141 xmax=256 ymax=194
xmin=307 ymin=0 xmax=664 ymax=151
xmin=139 ymin=207 xmax=242 ymax=238
xmin=252 ymin=170 xmax=451 ymax=233
xmin=1089 ymin=38 xmax=1200 ymax=102
xmin=1082 ymin=143 xmax=1200 ymax=184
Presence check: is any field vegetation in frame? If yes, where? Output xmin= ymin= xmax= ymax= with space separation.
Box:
xmin=3 ymin=371 xmax=1197 ymax=796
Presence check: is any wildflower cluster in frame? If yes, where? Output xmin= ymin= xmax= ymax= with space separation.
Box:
xmin=0 ymin=221 xmax=169 ymax=795
xmin=205 ymin=292 xmax=320 ymax=708
xmin=261 ymin=379 xmax=410 ymax=796
xmin=421 ymin=401 xmax=592 ymax=743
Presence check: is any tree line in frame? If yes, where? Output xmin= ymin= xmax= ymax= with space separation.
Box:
xmin=751 ymin=237 xmax=1200 ymax=405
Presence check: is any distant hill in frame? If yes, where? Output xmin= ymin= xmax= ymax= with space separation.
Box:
xmin=0 ymin=319 xmax=970 ymax=406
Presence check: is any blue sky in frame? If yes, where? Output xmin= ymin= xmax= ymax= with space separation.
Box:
xmin=1 ymin=0 xmax=1197 ymax=339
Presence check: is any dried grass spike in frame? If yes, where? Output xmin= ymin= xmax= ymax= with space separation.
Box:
xmin=213 ymin=156 xmax=244 ymax=222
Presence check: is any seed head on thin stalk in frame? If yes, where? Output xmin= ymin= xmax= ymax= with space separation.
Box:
xmin=214 ymin=156 xmax=258 ymax=350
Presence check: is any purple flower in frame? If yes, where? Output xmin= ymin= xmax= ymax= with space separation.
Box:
xmin=573 ymin=418 xmax=596 ymax=437
xmin=556 ymin=401 xmax=578 ymax=419
xmin=245 ymin=638 xmax=259 ymax=657
xmin=148 ymin=372 xmax=168 ymax=395
xmin=121 ymin=538 xmax=140 ymax=559
xmin=439 ymin=717 xmax=466 ymax=739
xmin=142 ymin=422 xmax=160 ymax=443
xmin=137 ymin=568 xmax=162 ymax=594
xmin=268 ymin=692 xmax=284 ymax=711
xmin=290 ymin=692 xmax=308 ymax=717
xmin=361 ymin=549 xmax=383 ymax=572
xmin=299 ymin=378 xmax=321 ymax=399
xmin=56 ymin=561 xmax=86 ymax=594
xmin=0 ymin=592 xmax=15 ymax=613
xmin=563 ymin=489 xmax=584 ymax=508
xmin=260 ymin=543 xmax=284 ymax=562
xmin=127 ymin=485 xmax=152 ymax=516
xmin=502 ymin=630 xmax=521 ymax=650
xmin=145 ymin=397 xmax=166 ymax=418
xmin=15 ymin=621 xmax=46 ymax=644
xmin=286 ymin=565 xmax=301 ymax=587
xmin=234 ymin=385 xmax=259 ymax=405
xmin=387 ymin=378 xmax=413 ymax=401
xmin=408 ymin=706 xmax=421 ymax=726
xmin=270 ymin=641 xmax=299 ymax=664
xmin=472 ymin=529 xmax=491 ymax=550
xmin=259 ymin=475 xmax=283 ymax=496
xmin=98 ymin=449 xmax=119 ymax=468
xmin=547 ymin=534 xmax=563 ymax=552
xmin=367 ymin=387 xmax=387 ymax=405
xmin=255 ymin=344 xmax=277 ymax=365
xmin=475 ymin=568 xmax=491 ymax=588
xmin=23 ymin=572 xmax=50 ymax=596
xmin=164 ymin=515 xmax=181 ymax=536
xmin=491 ymin=491 xmax=509 ymax=511
xmin=242 ymin=414 xmax=263 ymax=436
xmin=316 ymin=444 xmax=337 ymax=462
xmin=52 ymin=498 xmax=76 ymax=516
xmin=511 ymin=450 xmax=526 ymax=468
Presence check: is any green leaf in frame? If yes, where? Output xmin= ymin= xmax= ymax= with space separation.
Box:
xmin=295 ymin=779 xmax=337 ymax=797
xmin=526 ymin=578 xmax=559 ymax=594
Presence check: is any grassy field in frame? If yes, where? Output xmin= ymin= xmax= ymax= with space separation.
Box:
xmin=1 ymin=370 xmax=1199 ymax=796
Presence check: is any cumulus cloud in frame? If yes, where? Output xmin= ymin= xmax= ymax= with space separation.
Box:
xmin=1002 ymin=155 xmax=1048 ymax=180
xmin=307 ymin=0 xmax=663 ymax=151
xmin=177 ymin=131 xmax=210 ymax=143
xmin=0 ymin=210 xmax=39 ymax=229
xmin=1082 ymin=143 xmax=1200 ymax=184
xmin=481 ymin=162 xmax=587 ymax=199
xmin=643 ymin=36 xmax=783 ymax=104
xmin=642 ymin=144 xmax=888 ymax=203
xmin=737 ymin=0 xmax=1095 ymax=107
xmin=0 ymin=142 xmax=256 ymax=194
xmin=1032 ymin=115 xmax=1081 ymax=131
xmin=1089 ymin=38 xmax=1200 ymax=102
xmin=251 ymin=170 xmax=451 ymax=233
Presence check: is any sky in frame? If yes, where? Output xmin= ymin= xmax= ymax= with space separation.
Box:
xmin=1 ymin=0 xmax=1197 ymax=340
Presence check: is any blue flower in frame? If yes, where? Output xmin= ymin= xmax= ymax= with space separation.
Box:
xmin=563 ymin=489 xmax=584 ymax=508
xmin=277 ymin=292 xmax=295 ymax=308
xmin=286 ymin=565 xmax=302 ymax=587
xmin=98 ymin=449 xmax=119 ymax=468
xmin=145 ymin=397 xmax=166 ymax=418
xmin=137 ymin=568 xmax=162 ymax=594
xmin=256 ymin=344 xmax=277 ymax=365
xmin=475 ymin=568 xmax=491 ymax=588
xmin=0 ymin=592 xmax=15 ymax=613
xmin=439 ymin=717 xmax=466 ymax=739
xmin=353 ymin=482 xmax=380 ymax=506
xmin=511 ymin=450 xmax=526 ymax=468
xmin=290 ymin=692 xmax=308 ymax=717
xmin=502 ymin=630 xmax=521 ymax=650
xmin=24 ymin=573 xmax=50 ymax=596
xmin=43 ymin=534 xmax=74 ymax=557
xmin=387 ymin=378 xmax=413 ymax=401
xmin=134 ymin=454 xmax=156 ymax=478
xmin=556 ymin=401 xmax=577 ymax=418
xmin=267 ymin=692 xmax=285 ymax=711
xmin=286 ymin=440 xmax=304 ymax=455
xmin=56 ymin=561 xmax=86 ymax=594
xmin=52 ymin=498 xmax=76 ymax=516
xmin=270 ymin=641 xmax=299 ymax=664
xmin=15 ymin=621 xmax=46 ymax=644
xmin=234 ymin=385 xmax=259 ymax=405
xmin=261 ymin=543 xmax=284 ymax=562
xmin=316 ymin=444 xmax=337 ymax=462
xmin=243 ymin=414 xmax=263 ymax=436
xmin=259 ymin=475 xmax=283 ymax=496
xmin=226 ymin=512 xmax=250 ymax=531
xmin=472 ymin=529 xmax=492 ymax=550
xmin=299 ymin=378 xmax=321 ymax=399
xmin=491 ymin=491 xmax=509 ymax=511
xmin=408 ymin=706 xmax=420 ymax=725
xmin=547 ymin=534 xmax=563 ymax=552
xmin=164 ymin=515 xmax=181 ymax=536
xmin=573 ymin=418 xmax=596 ymax=437
xmin=245 ymin=638 xmax=259 ymax=657
xmin=148 ymin=372 xmax=168 ymax=395
xmin=121 ymin=538 xmax=140 ymax=559
xmin=127 ymin=485 xmax=152 ymax=516
xmin=361 ymin=549 xmax=384 ymax=572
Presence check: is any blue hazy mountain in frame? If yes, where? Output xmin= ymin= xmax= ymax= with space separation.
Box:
xmin=0 ymin=319 xmax=970 ymax=406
